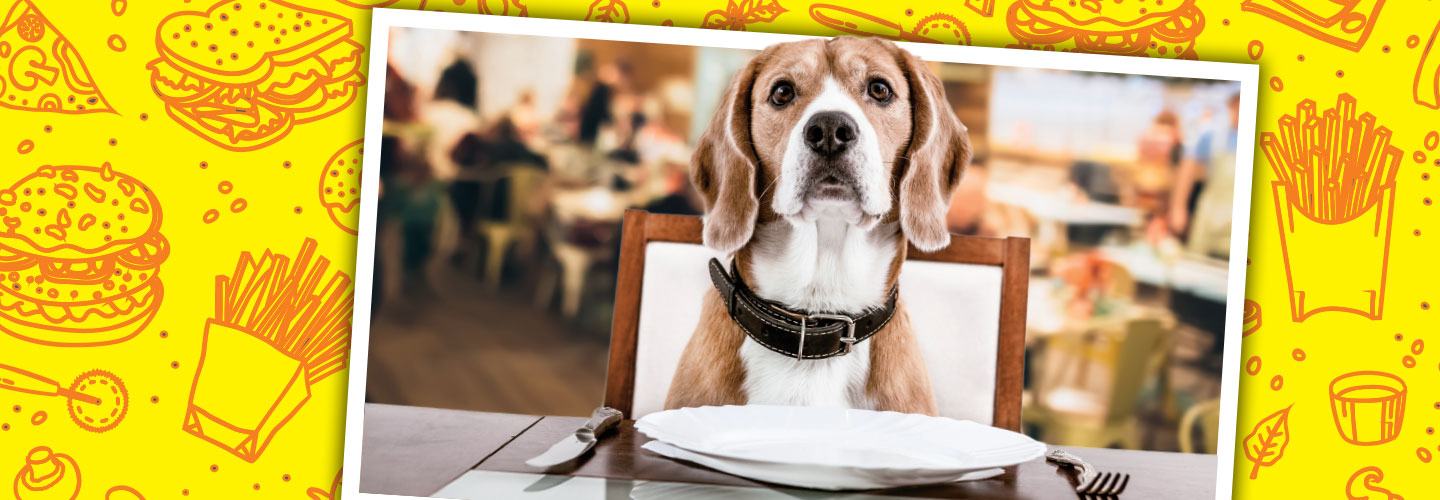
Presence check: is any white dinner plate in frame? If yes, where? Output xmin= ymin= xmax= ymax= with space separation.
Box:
xmin=635 ymin=405 xmax=1045 ymax=490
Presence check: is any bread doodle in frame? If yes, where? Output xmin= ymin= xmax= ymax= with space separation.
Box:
xmin=147 ymin=0 xmax=365 ymax=151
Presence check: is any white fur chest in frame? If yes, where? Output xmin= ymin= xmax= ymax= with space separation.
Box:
xmin=737 ymin=219 xmax=897 ymax=409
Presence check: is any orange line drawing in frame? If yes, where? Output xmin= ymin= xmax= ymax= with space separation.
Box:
xmin=0 ymin=364 xmax=129 ymax=433
xmin=104 ymin=485 xmax=145 ymax=500
xmin=184 ymin=238 xmax=353 ymax=463
xmin=1240 ymin=0 xmax=1384 ymax=52
xmin=0 ymin=164 xmax=168 ymax=347
xmin=319 ymin=139 xmax=363 ymax=235
xmin=1005 ymin=0 xmax=1204 ymax=59
xmin=701 ymin=0 xmax=787 ymax=31
xmin=146 ymin=0 xmax=366 ymax=151
xmin=335 ymin=0 xmax=401 ymax=8
xmin=1243 ymin=299 xmax=1261 ymax=337
xmin=1412 ymin=20 xmax=1440 ymax=109
xmin=1243 ymin=404 xmax=1292 ymax=479
xmin=964 ymin=0 xmax=993 ymax=17
xmin=306 ymin=469 xmax=340 ymax=500
xmin=0 ymin=0 xmax=116 ymax=114
xmin=1261 ymin=94 xmax=1399 ymax=322
xmin=12 ymin=446 xmax=80 ymax=500
xmin=1346 ymin=466 xmax=1402 ymax=499
xmin=414 ymin=0 xmax=528 ymax=16
xmin=585 ymin=0 xmax=629 ymax=23
xmin=1329 ymin=371 xmax=1405 ymax=446
xmin=809 ymin=4 xmax=970 ymax=45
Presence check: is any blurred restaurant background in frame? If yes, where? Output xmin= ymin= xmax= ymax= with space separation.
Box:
xmin=366 ymin=27 xmax=1242 ymax=455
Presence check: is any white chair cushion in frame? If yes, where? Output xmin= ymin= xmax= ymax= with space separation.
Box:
xmin=630 ymin=242 xmax=1004 ymax=423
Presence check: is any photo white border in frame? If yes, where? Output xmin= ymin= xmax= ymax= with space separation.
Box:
xmin=344 ymin=9 xmax=1259 ymax=500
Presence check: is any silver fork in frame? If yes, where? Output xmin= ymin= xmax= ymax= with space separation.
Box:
xmin=1046 ymin=449 xmax=1131 ymax=498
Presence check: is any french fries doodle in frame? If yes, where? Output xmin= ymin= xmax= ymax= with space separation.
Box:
xmin=184 ymin=238 xmax=353 ymax=463
xmin=1261 ymin=94 xmax=1399 ymax=321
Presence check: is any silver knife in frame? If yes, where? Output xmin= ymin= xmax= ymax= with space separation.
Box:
xmin=524 ymin=407 xmax=624 ymax=468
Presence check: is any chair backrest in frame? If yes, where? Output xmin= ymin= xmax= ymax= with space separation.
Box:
xmin=604 ymin=209 xmax=1031 ymax=430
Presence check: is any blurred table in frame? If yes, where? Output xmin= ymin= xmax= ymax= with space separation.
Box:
xmin=360 ymin=403 xmax=1218 ymax=499
xmin=1099 ymin=245 xmax=1230 ymax=303
xmin=987 ymin=183 xmax=1142 ymax=226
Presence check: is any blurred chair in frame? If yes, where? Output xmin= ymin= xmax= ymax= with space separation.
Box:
xmin=1179 ymin=398 xmax=1221 ymax=454
xmin=534 ymin=186 xmax=627 ymax=318
xmin=1025 ymin=317 xmax=1170 ymax=449
xmin=479 ymin=164 xmax=547 ymax=290
xmin=602 ymin=209 xmax=1032 ymax=425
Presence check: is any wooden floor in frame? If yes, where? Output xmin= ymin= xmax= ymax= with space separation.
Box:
xmin=364 ymin=275 xmax=612 ymax=418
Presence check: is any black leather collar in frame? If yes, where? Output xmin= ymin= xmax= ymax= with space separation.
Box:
xmin=708 ymin=258 xmax=897 ymax=360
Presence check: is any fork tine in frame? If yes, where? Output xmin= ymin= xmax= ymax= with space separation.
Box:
xmin=1090 ymin=472 xmax=1119 ymax=496
xmin=1111 ymin=473 xmax=1131 ymax=495
xmin=1080 ymin=472 xmax=1106 ymax=493
xmin=1105 ymin=472 xmax=1124 ymax=495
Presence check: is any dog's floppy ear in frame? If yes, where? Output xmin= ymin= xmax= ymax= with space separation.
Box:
xmin=691 ymin=56 xmax=762 ymax=253
xmin=897 ymin=48 xmax=971 ymax=252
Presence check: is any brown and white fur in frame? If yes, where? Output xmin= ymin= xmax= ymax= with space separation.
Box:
xmin=664 ymin=37 xmax=971 ymax=415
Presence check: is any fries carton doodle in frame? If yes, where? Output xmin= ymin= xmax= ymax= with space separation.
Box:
xmin=1261 ymin=94 xmax=1399 ymax=322
xmin=184 ymin=238 xmax=353 ymax=463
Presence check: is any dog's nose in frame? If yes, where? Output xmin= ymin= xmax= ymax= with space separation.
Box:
xmin=803 ymin=111 xmax=857 ymax=157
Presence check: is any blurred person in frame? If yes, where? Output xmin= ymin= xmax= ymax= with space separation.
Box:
xmin=946 ymin=154 xmax=991 ymax=235
xmin=509 ymin=89 xmax=543 ymax=145
xmin=1135 ymin=111 xmax=1183 ymax=245
xmin=1170 ymin=93 xmax=1240 ymax=242
xmin=421 ymin=58 xmax=483 ymax=181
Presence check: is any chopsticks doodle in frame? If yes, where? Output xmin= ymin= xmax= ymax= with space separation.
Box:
xmin=1260 ymin=93 xmax=1402 ymax=222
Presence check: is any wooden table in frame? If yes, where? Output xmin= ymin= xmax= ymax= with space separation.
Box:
xmin=360 ymin=404 xmax=1218 ymax=499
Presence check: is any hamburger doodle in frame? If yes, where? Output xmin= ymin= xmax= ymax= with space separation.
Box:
xmin=1005 ymin=0 xmax=1205 ymax=59
xmin=0 ymin=0 xmax=115 ymax=114
xmin=0 ymin=164 xmax=167 ymax=347
xmin=147 ymin=0 xmax=366 ymax=151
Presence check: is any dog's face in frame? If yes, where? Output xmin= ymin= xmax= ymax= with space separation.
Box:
xmin=692 ymin=37 xmax=970 ymax=253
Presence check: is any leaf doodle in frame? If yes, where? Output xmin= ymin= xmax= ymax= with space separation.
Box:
xmin=701 ymin=0 xmax=788 ymax=31
xmin=585 ymin=0 xmax=629 ymax=23
xmin=1243 ymin=405 xmax=1293 ymax=479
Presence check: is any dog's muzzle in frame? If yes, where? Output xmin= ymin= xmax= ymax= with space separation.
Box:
xmin=708 ymin=258 xmax=897 ymax=360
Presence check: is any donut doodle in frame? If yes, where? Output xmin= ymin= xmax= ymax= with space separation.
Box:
xmin=1005 ymin=0 xmax=1204 ymax=59
xmin=319 ymin=139 xmax=363 ymax=235
xmin=146 ymin=0 xmax=366 ymax=151
xmin=809 ymin=4 xmax=970 ymax=45
xmin=0 ymin=164 xmax=167 ymax=347
xmin=0 ymin=0 xmax=114 ymax=114
xmin=1241 ymin=0 xmax=1384 ymax=52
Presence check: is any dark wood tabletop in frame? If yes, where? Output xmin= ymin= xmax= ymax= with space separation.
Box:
xmin=358 ymin=404 xmax=541 ymax=497
xmin=361 ymin=404 xmax=1219 ymax=499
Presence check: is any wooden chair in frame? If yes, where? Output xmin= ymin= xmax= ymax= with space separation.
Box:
xmin=603 ymin=209 xmax=1031 ymax=430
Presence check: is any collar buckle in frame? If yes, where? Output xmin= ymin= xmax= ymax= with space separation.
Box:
xmin=806 ymin=313 xmax=858 ymax=358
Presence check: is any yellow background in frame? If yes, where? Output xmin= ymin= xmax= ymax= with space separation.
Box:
xmin=0 ymin=0 xmax=1434 ymax=498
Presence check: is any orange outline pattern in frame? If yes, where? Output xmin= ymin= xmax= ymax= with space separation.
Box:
xmin=0 ymin=0 xmax=115 ymax=114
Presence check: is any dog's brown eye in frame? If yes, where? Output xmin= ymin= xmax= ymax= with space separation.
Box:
xmin=868 ymin=80 xmax=892 ymax=102
xmin=770 ymin=82 xmax=795 ymax=106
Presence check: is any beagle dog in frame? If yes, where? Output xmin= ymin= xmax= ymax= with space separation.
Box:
xmin=665 ymin=37 xmax=970 ymax=415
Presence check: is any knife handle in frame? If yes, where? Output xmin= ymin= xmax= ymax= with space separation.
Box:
xmin=584 ymin=407 xmax=623 ymax=436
